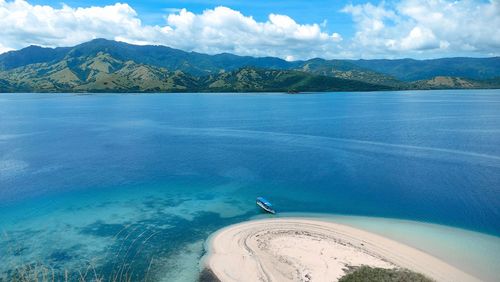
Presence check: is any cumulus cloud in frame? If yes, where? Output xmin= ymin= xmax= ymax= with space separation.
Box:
xmin=342 ymin=0 xmax=500 ymax=58
xmin=0 ymin=1 xmax=145 ymax=48
xmin=0 ymin=0 xmax=341 ymax=59
xmin=164 ymin=8 xmax=342 ymax=58
xmin=0 ymin=42 xmax=13 ymax=54
xmin=0 ymin=0 xmax=498 ymax=59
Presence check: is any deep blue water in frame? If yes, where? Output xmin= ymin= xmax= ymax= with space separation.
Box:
xmin=0 ymin=90 xmax=499 ymax=280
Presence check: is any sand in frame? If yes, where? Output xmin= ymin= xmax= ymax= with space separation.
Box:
xmin=204 ymin=218 xmax=480 ymax=282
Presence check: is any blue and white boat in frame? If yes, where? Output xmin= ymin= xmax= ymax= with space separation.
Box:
xmin=256 ymin=197 xmax=276 ymax=214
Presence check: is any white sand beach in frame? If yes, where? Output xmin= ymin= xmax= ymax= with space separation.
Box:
xmin=204 ymin=218 xmax=480 ymax=282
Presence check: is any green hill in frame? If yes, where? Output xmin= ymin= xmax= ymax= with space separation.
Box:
xmin=350 ymin=57 xmax=500 ymax=81
xmin=410 ymin=76 xmax=500 ymax=89
xmin=0 ymin=39 xmax=498 ymax=92
xmin=0 ymin=52 xmax=177 ymax=92
xmin=202 ymin=68 xmax=392 ymax=92
xmin=298 ymin=58 xmax=404 ymax=88
xmin=0 ymin=50 xmax=391 ymax=92
xmin=0 ymin=51 xmax=390 ymax=93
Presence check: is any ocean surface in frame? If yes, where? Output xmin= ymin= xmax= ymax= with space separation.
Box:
xmin=0 ymin=90 xmax=499 ymax=281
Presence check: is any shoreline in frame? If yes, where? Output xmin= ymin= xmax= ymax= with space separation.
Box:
xmin=2 ymin=88 xmax=500 ymax=94
xmin=202 ymin=218 xmax=480 ymax=282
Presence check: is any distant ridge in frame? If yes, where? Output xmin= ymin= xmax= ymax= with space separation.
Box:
xmin=350 ymin=57 xmax=500 ymax=81
xmin=0 ymin=39 xmax=498 ymax=92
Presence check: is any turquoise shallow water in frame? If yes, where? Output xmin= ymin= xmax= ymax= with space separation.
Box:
xmin=0 ymin=90 xmax=499 ymax=281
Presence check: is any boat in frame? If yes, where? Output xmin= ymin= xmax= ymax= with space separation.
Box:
xmin=256 ymin=197 xmax=276 ymax=214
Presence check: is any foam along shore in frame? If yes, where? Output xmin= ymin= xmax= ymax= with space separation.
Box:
xmin=203 ymin=218 xmax=480 ymax=282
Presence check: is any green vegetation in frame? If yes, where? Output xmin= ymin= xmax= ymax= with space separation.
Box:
xmin=298 ymin=58 xmax=405 ymax=88
xmin=350 ymin=58 xmax=500 ymax=81
xmin=339 ymin=266 xmax=434 ymax=282
xmin=0 ymin=53 xmax=391 ymax=92
xmin=410 ymin=76 xmax=500 ymax=89
xmin=0 ymin=39 xmax=498 ymax=93
xmin=202 ymin=68 xmax=392 ymax=92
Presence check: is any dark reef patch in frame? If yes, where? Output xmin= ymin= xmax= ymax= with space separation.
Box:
xmin=140 ymin=196 xmax=189 ymax=210
xmin=48 ymin=249 xmax=74 ymax=262
xmin=1 ymin=191 xmax=255 ymax=281
xmin=79 ymin=210 xmax=254 ymax=281
xmin=80 ymin=221 xmax=128 ymax=237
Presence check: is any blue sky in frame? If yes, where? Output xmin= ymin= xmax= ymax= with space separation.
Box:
xmin=0 ymin=0 xmax=499 ymax=59
xmin=27 ymin=0 xmax=362 ymax=34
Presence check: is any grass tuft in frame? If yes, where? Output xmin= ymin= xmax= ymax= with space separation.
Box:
xmin=339 ymin=266 xmax=434 ymax=282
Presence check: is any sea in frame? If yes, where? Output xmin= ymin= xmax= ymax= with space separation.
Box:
xmin=0 ymin=90 xmax=499 ymax=281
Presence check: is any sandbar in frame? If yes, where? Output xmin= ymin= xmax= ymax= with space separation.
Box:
xmin=203 ymin=218 xmax=479 ymax=282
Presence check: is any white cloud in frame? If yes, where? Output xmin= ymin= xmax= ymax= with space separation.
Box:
xmin=342 ymin=0 xmax=500 ymax=58
xmin=400 ymin=26 xmax=439 ymax=50
xmin=160 ymin=7 xmax=342 ymax=58
xmin=0 ymin=1 xmax=341 ymax=59
xmin=0 ymin=42 xmax=13 ymax=54
xmin=0 ymin=0 xmax=498 ymax=59
xmin=0 ymin=0 xmax=153 ymax=48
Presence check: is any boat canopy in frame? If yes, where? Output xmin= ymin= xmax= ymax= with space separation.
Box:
xmin=257 ymin=197 xmax=273 ymax=207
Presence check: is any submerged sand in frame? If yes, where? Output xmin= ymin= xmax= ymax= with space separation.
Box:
xmin=204 ymin=218 xmax=480 ymax=282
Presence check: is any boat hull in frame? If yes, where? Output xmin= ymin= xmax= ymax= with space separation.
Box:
xmin=257 ymin=201 xmax=276 ymax=214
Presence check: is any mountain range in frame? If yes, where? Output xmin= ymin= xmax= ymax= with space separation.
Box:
xmin=0 ymin=39 xmax=498 ymax=93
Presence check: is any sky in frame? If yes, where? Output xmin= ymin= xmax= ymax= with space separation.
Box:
xmin=0 ymin=0 xmax=499 ymax=60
